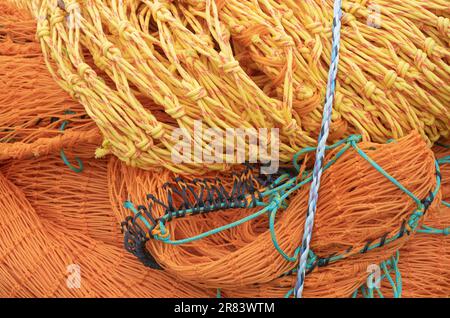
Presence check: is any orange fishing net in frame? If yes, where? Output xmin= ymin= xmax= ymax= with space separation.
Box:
xmin=0 ymin=0 xmax=449 ymax=299
xmin=0 ymin=167 xmax=213 ymax=297
xmin=0 ymin=1 xmax=100 ymax=161
xmin=0 ymin=130 xmax=446 ymax=298
xmin=112 ymin=131 xmax=440 ymax=297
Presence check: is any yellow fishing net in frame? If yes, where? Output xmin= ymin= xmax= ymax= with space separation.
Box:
xmin=8 ymin=0 xmax=450 ymax=174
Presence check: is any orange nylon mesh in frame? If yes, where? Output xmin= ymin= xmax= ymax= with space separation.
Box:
xmin=0 ymin=165 xmax=212 ymax=297
xmin=0 ymin=142 xmax=121 ymax=247
xmin=110 ymin=131 xmax=439 ymax=296
xmin=0 ymin=132 xmax=445 ymax=297
xmin=0 ymin=0 xmax=448 ymax=298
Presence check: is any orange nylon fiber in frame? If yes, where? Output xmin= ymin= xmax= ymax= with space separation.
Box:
xmin=0 ymin=0 xmax=448 ymax=299
xmin=0 ymin=157 xmax=212 ymax=297
xmin=0 ymin=131 xmax=443 ymax=298
xmin=110 ymin=132 xmax=439 ymax=293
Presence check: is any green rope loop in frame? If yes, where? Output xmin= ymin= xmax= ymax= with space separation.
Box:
xmin=59 ymin=110 xmax=83 ymax=173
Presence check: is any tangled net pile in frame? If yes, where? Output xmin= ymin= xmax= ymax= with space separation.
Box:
xmin=0 ymin=0 xmax=449 ymax=298
xmin=9 ymin=0 xmax=450 ymax=173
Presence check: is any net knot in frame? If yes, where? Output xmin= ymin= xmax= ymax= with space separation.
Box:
xmin=118 ymin=20 xmax=133 ymax=40
xmin=148 ymin=122 xmax=165 ymax=139
xmin=150 ymin=2 xmax=172 ymax=23
xmin=165 ymin=101 xmax=186 ymax=119
xmin=383 ymin=70 xmax=397 ymax=89
xmin=67 ymin=73 xmax=82 ymax=87
xmin=414 ymin=49 xmax=427 ymax=70
xmin=77 ymin=62 xmax=93 ymax=79
xmin=346 ymin=134 xmax=362 ymax=144
xmin=424 ymin=37 xmax=436 ymax=57
xmin=102 ymin=42 xmax=121 ymax=60
xmin=50 ymin=11 xmax=65 ymax=27
xmin=135 ymin=138 xmax=152 ymax=152
xmin=282 ymin=119 xmax=297 ymax=136
xmin=273 ymin=33 xmax=295 ymax=47
xmin=363 ymin=81 xmax=377 ymax=99
xmin=64 ymin=0 xmax=80 ymax=13
xmin=37 ymin=21 xmax=50 ymax=39
xmin=342 ymin=12 xmax=356 ymax=25
xmin=222 ymin=59 xmax=240 ymax=74
xmin=397 ymin=60 xmax=410 ymax=78
xmin=305 ymin=21 xmax=323 ymax=35
xmin=437 ymin=17 xmax=449 ymax=35
xmin=270 ymin=195 xmax=283 ymax=208
xmin=186 ymin=86 xmax=207 ymax=102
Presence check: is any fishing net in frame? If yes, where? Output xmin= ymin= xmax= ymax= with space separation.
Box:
xmin=348 ymin=144 xmax=450 ymax=298
xmin=0 ymin=166 xmax=213 ymax=297
xmin=0 ymin=1 xmax=100 ymax=161
xmin=116 ymin=131 xmax=441 ymax=296
xmin=1 ymin=0 xmax=449 ymax=299
xmin=8 ymin=0 xmax=450 ymax=173
xmin=0 ymin=131 xmax=446 ymax=298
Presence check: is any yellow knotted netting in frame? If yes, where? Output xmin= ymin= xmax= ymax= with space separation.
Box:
xmin=8 ymin=0 xmax=450 ymax=174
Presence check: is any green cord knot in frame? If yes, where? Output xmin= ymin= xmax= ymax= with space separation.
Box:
xmin=270 ymin=194 xmax=283 ymax=208
xmin=346 ymin=134 xmax=362 ymax=144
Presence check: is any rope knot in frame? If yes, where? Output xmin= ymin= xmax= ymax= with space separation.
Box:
xmin=282 ymin=119 xmax=297 ymax=136
xmin=383 ymin=70 xmax=397 ymax=89
xmin=152 ymin=225 xmax=170 ymax=240
xmin=36 ymin=21 xmax=50 ymax=39
xmin=414 ymin=49 xmax=427 ymax=69
xmin=424 ymin=37 xmax=436 ymax=57
xmin=437 ymin=16 xmax=449 ymax=35
xmin=148 ymin=122 xmax=165 ymax=139
xmin=95 ymin=140 xmax=112 ymax=158
xmin=363 ymin=81 xmax=377 ymax=99
xmin=186 ymin=86 xmax=207 ymax=102
xmin=397 ymin=60 xmax=410 ymax=78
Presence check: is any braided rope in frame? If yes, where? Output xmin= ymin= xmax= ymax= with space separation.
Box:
xmin=294 ymin=0 xmax=343 ymax=298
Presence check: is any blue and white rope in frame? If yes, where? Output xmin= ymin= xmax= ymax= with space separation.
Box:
xmin=294 ymin=0 xmax=343 ymax=298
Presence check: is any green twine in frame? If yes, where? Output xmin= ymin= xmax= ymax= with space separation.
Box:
xmin=353 ymin=251 xmax=402 ymax=298
xmin=59 ymin=110 xmax=83 ymax=173
xmin=125 ymin=134 xmax=442 ymax=282
xmin=417 ymin=225 xmax=449 ymax=235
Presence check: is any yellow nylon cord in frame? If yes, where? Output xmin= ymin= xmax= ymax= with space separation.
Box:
xmin=12 ymin=0 xmax=450 ymax=174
